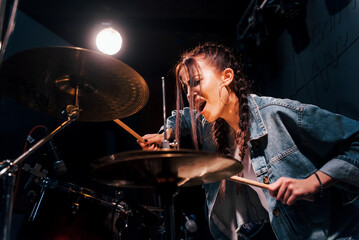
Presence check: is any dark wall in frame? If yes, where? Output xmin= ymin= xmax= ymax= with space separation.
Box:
xmin=243 ymin=0 xmax=359 ymax=120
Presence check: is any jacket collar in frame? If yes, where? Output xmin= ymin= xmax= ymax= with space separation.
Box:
xmin=247 ymin=94 xmax=268 ymax=141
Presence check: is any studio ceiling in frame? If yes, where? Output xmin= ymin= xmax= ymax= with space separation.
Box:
xmin=17 ymin=0 xmax=250 ymax=76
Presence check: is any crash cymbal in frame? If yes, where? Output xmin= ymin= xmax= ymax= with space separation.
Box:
xmin=1 ymin=47 xmax=149 ymax=121
xmin=91 ymin=149 xmax=243 ymax=188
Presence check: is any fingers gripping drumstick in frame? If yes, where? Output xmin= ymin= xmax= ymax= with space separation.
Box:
xmin=113 ymin=119 xmax=145 ymax=143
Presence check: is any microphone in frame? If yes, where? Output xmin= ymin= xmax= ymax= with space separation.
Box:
xmin=184 ymin=213 xmax=198 ymax=233
xmin=48 ymin=138 xmax=67 ymax=175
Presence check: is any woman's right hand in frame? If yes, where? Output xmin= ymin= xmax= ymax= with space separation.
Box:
xmin=138 ymin=129 xmax=173 ymax=150
xmin=138 ymin=133 xmax=164 ymax=150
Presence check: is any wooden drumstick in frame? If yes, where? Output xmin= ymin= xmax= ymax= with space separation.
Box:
xmin=229 ymin=176 xmax=270 ymax=190
xmin=230 ymin=176 xmax=315 ymax=202
xmin=113 ymin=119 xmax=145 ymax=143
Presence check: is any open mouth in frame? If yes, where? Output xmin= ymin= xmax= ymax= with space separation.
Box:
xmin=199 ymin=101 xmax=206 ymax=112
xmin=195 ymin=98 xmax=206 ymax=113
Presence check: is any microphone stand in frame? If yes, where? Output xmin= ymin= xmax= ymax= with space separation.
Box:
xmin=0 ymin=86 xmax=81 ymax=240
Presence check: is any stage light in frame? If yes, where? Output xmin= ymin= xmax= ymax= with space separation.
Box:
xmin=96 ymin=27 xmax=122 ymax=55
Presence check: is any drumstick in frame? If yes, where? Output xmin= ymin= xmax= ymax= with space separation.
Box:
xmin=229 ymin=176 xmax=270 ymax=190
xmin=113 ymin=119 xmax=145 ymax=143
xmin=230 ymin=176 xmax=315 ymax=202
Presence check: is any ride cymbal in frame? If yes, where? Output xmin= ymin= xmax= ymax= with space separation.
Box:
xmin=1 ymin=47 xmax=149 ymax=121
xmin=92 ymin=149 xmax=243 ymax=188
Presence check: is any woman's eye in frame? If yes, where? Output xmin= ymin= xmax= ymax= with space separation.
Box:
xmin=192 ymin=78 xmax=202 ymax=87
xmin=180 ymin=78 xmax=201 ymax=94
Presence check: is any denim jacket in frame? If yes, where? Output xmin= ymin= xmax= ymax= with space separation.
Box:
xmin=164 ymin=94 xmax=359 ymax=240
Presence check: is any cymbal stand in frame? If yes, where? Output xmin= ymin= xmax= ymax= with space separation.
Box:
xmin=159 ymin=77 xmax=177 ymax=240
xmin=157 ymin=182 xmax=178 ymax=240
xmin=161 ymin=77 xmax=170 ymax=149
xmin=0 ymin=86 xmax=81 ymax=240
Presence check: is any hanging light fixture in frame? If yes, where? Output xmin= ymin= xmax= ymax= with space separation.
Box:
xmin=95 ymin=23 xmax=122 ymax=55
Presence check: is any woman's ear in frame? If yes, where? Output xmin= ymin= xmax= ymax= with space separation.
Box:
xmin=222 ymin=68 xmax=234 ymax=86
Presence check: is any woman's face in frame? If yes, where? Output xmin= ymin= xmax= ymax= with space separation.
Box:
xmin=179 ymin=58 xmax=229 ymax=122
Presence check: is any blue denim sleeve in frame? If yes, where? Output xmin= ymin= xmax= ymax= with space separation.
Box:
xmin=158 ymin=107 xmax=193 ymax=138
xmin=300 ymin=104 xmax=359 ymax=187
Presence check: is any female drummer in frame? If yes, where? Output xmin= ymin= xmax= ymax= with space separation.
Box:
xmin=138 ymin=43 xmax=359 ymax=240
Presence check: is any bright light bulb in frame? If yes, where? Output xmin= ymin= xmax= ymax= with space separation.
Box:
xmin=96 ymin=27 xmax=122 ymax=55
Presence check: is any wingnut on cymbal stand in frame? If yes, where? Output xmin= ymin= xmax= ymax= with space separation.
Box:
xmin=0 ymin=88 xmax=81 ymax=240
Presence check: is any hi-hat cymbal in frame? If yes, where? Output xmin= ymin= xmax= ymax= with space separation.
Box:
xmin=91 ymin=149 xmax=243 ymax=188
xmin=1 ymin=47 xmax=149 ymax=121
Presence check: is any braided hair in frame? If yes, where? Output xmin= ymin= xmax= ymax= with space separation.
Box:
xmin=174 ymin=42 xmax=251 ymax=160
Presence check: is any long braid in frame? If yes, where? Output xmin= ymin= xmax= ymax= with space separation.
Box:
xmin=230 ymin=52 xmax=251 ymax=160
xmin=212 ymin=118 xmax=231 ymax=156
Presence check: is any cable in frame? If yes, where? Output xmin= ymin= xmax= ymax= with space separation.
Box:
xmin=15 ymin=125 xmax=47 ymax=203
xmin=22 ymin=125 xmax=47 ymax=152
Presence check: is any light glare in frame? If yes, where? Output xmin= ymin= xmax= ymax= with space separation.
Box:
xmin=96 ymin=27 xmax=122 ymax=55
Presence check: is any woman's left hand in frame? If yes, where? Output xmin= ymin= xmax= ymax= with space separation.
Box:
xmin=268 ymin=171 xmax=335 ymax=205
xmin=268 ymin=175 xmax=320 ymax=206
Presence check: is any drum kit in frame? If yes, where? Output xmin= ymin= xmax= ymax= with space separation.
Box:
xmin=0 ymin=47 xmax=268 ymax=240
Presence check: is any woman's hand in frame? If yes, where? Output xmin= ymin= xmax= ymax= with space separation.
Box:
xmin=137 ymin=133 xmax=164 ymax=150
xmin=268 ymin=171 xmax=333 ymax=206
xmin=138 ymin=129 xmax=173 ymax=150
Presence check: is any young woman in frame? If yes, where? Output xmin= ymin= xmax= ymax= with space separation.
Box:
xmin=138 ymin=43 xmax=359 ymax=240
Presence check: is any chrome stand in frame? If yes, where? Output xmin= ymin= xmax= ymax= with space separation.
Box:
xmin=0 ymin=168 xmax=15 ymax=240
xmin=0 ymin=88 xmax=81 ymax=240
xmin=158 ymin=183 xmax=178 ymax=240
